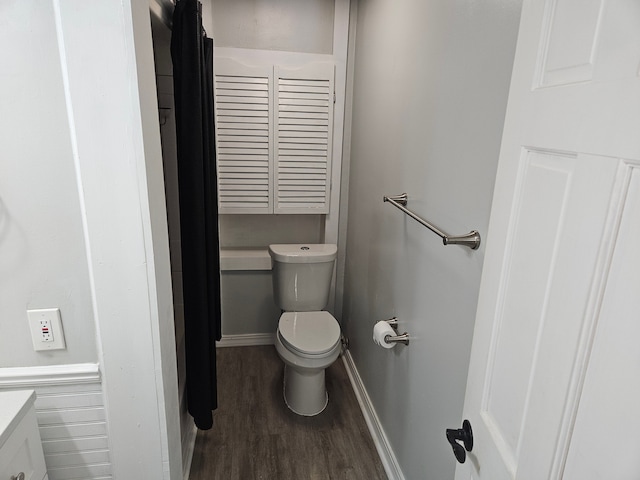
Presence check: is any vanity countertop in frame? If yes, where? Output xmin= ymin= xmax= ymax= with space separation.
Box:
xmin=0 ymin=390 xmax=36 ymax=449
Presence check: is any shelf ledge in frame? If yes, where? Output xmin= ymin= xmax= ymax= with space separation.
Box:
xmin=220 ymin=248 xmax=273 ymax=271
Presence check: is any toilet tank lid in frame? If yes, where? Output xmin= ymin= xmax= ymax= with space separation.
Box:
xmin=268 ymin=244 xmax=337 ymax=263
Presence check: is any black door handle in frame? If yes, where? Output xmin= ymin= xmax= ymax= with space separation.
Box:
xmin=446 ymin=419 xmax=473 ymax=463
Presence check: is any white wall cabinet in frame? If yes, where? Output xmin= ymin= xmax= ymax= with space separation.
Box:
xmin=0 ymin=391 xmax=47 ymax=480
xmin=214 ymin=57 xmax=335 ymax=214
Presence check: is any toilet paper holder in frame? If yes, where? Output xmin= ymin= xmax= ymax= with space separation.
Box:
xmin=379 ymin=317 xmax=410 ymax=346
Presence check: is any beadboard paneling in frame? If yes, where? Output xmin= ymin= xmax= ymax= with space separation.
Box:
xmin=0 ymin=363 xmax=112 ymax=480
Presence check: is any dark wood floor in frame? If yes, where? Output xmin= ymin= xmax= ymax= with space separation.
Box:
xmin=189 ymin=346 xmax=387 ymax=479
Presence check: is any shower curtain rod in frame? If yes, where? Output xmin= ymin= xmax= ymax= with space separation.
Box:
xmin=383 ymin=193 xmax=481 ymax=250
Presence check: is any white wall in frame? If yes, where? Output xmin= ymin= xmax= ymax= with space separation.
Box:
xmin=342 ymin=0 xmax=522 ymax=478
xmin=57 ymin=0 xmax=181 ymax=475
xmin=0 ymin=0 xmax=97 ymax=368
xmin=1 ymin=0 xmax=181 ymax=478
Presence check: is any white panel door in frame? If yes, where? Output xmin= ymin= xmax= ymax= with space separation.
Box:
xmin=455 ymin=1 xmax=640 ymax=479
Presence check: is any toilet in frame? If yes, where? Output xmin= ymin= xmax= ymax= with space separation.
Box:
xmin=269 ymin=243 xmax=342 ymax=416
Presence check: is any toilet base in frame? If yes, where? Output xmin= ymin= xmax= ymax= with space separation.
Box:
xmin=275 ymin=329 xmax=340 ymax=416
xmin=283 ymin=365 xmax=328 ymax=416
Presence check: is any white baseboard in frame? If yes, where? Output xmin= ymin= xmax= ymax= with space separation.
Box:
xmin=182 ymin=422 xmax=198 ymax=480
xmin=216 ymin=333 xmax=275 ymax=348
xmin=342 ymin=351 xmax=405 ymax=480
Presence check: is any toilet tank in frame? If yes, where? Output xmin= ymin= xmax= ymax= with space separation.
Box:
xmin=269 ymin=244 xmax=337 ymax=311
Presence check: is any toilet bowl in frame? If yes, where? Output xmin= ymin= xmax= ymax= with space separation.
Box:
xmin=275 ymin=311 xmax=341 ymax=415
xmin=268 ymin=244 xmax=341 ymax=416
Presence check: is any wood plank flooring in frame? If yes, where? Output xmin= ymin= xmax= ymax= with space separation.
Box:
xmin=189 ymin=346 xmax=387 ymax=479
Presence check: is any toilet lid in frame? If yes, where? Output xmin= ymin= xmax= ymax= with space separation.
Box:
xmin=278 ymin=311 xmax=341 ymax=355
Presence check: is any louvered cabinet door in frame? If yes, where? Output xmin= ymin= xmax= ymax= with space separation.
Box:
xmin=274 ymin=63 xmax=334 ymax=214
xmin=214 ymin=58 xmax=273 ymax=213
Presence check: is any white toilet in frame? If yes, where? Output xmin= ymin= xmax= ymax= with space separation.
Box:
xmin=269 ymin=243 xmax=342 ymax=416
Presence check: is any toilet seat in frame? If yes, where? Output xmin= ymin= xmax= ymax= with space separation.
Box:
xmin=278 ymin=311 xmax=341 ymax=356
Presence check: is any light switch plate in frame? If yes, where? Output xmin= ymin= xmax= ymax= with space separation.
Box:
xmin=27 ymin=308 xmax=66 ymax=351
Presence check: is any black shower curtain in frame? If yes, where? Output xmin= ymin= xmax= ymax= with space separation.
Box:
xmin=171 ymin=0 xmax=221 ymax=430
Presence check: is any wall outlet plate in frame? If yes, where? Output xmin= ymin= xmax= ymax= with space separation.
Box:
xmin=27 ymin=308 xmax=66 ymax=351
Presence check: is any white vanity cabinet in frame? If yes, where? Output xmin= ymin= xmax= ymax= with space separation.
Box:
xmin=0 ymin=390 xmax=47 ymax=480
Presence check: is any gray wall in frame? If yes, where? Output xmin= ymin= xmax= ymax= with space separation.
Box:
xmin=342 ymin=0 xmax=522 ymax=478
xmin=212 ymin=0 xmax=335 ymax=53
xmin=210 ymin=0 xmax=335 ymax=337
xmin=219 ymin=215 xmax=324 ymax=336
xmin=219 ymin=214 xmax=325 ymax=336
xmin=219 ymin=215 xmax=324 ymax=248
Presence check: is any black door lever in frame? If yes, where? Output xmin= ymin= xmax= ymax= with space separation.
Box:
xmin=446 ymin=419 xmax=473 ymax=463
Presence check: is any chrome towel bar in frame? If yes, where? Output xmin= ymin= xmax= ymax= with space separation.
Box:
xmin=383 ymin=193 xmax=481 ymax=250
